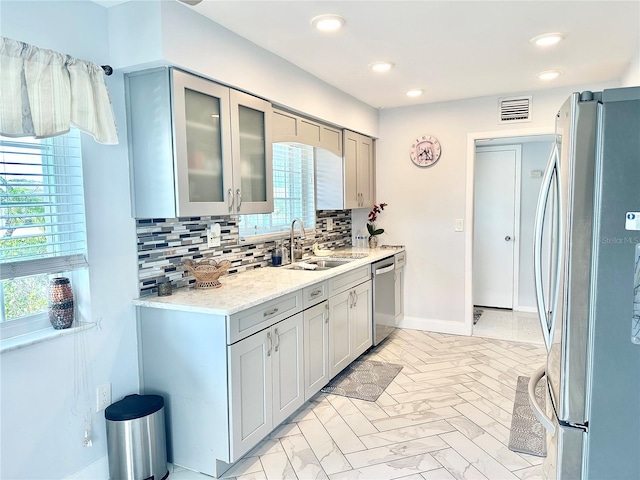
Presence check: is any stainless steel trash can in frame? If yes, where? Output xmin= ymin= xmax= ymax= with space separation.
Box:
xmin=105 ymin=394 xmax=168 ymax=480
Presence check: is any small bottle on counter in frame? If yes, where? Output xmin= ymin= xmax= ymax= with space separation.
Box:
xmin=355 ymin=229 xmax=367 ymax=251
xmin=272 ymin=241 xmax=283 ymax=266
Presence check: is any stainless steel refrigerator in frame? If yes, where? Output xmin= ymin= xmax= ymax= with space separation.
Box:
xmin=529 ymin=87 xmax=640 ymax=479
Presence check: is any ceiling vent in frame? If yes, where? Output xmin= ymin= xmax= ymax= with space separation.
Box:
xmin=498 ymin=95 xmax=532 ymax=124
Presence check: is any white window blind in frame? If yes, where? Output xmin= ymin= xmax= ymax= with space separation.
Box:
xmin=1 ymin=129 xmax=88 ymax=281
xmin=240 ymin=142 xmax=316 ymax=237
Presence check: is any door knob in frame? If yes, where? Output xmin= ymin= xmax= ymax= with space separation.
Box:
xmin=505 ymin=236 xmax=512 ymax=241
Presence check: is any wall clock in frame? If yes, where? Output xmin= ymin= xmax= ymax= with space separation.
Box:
xmin=410 ymin=134 xmax=442 ymax=167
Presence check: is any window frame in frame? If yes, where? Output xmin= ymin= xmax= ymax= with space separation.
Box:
xmin=239 ymin=142 xmax=316 ymax=240
xmin=0 ymin=129 xmax=89 ymax=341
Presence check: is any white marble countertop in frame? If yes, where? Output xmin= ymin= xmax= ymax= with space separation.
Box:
xmin=133 ymin=247 xmax=403 ymax=316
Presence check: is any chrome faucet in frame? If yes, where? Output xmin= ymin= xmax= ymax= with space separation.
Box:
xmin=290 ymin=218 xmax=306 ymax=263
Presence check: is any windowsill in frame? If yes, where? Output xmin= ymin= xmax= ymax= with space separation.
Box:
xmin=0 ymin=322 xmax=96 ymax=354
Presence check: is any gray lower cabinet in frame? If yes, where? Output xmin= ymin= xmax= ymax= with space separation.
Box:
xmin=352 ymin=281 xmax=373 ymax=358
xmin=137 ymin=292 xmax=304 ymax=478
xmin=137 ymin=266 xmax=373 ymax=477
xmin=303 ymin=300 xmax=330 ymax=401
xmin=327 ymin=266 xmax=373 ymax=379
xmin=394 ymin=251 xmax=406 ymax=324
xmin=229 ymin=312 xmax=304 ymax=461
xmin=328 ymin=288 xmax=353 ymax=377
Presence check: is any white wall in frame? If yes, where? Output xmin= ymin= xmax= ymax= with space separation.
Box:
xmin=518 ymin=140 xmax=554 ymax=309
xmin=622 ymin=50 xmax=640 ymax=87
xmin=0 ymin=2 xmax=140 ymax=478
xmin=108 ymin=0 xmax=379 ymax=138
xmin=377 ymin=82 xmax=618 ymax=334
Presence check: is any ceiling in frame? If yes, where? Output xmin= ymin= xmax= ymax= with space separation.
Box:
xmin=96 ymin=1 xmax=640 ymax=109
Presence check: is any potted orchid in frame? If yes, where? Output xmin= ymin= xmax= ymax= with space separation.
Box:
xmin=366 ymin=202 xmax=388 ymax=248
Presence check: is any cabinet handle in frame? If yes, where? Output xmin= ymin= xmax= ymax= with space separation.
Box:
xmin=325 ymin=302 xmax=330 ymax=323
xmin=310 ymin=289 xmax=322 ymax=298
xmin=236 ymin=189 xmax=242 ymax=211
xmin=348 ymin=291 xmax=354 ymax=308
xmin=353 ymin=290 xmax=358 ymax=307
xmin=274 ymin=328 xmax=279 ymax=352
xmin=263 ymin=307 xmax=279 ymax=317
xmin=227 ymin=188 xmax=234 ymax=211
xmin=266 ymin=331 xmax=272 ymax=357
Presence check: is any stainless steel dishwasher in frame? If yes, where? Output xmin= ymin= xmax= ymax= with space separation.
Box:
xmin=371 ymin=257 xmax=396 ymax=346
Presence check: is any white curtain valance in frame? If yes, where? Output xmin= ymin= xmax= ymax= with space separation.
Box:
xmin=0 ymin=37 xmax=118 ymax=145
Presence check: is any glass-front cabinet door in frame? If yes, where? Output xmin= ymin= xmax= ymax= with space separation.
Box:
xmin=172 ymin=69 xmax=234 ymax=216
xmin=230 ymin=90 xmax=273 ymax=214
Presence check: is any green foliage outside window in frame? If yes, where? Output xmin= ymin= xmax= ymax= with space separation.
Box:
xmin=1 ymin=178 xmax=48 ymax=320
xmin=2 ymin=276 xmax=49 ymax=319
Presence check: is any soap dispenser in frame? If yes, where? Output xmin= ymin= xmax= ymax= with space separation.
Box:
xmin=272 ymin=241 xmax=283 ymax=266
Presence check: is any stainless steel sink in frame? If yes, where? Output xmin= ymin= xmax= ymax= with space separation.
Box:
xmin=285 ymin=258 xmax=353 ymax=271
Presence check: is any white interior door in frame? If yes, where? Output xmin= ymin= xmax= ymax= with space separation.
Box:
xmin=473 ymin=145 xmax=520 ymax=308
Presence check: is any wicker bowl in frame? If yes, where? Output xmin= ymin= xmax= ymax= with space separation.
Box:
xmin=183 ymin=258 xmax=232 ymax=289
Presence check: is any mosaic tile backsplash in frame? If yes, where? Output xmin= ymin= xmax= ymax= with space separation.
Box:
xmin=136 ymin=210 xmax=352 ymax=295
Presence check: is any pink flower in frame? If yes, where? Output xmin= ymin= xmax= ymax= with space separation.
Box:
xmin=367 ymin=203 xmax=388 ymax=237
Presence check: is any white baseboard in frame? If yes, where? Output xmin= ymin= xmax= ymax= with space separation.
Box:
xmin=515 ymin=306 xmax=537 ymax=313
xmin=66 ymin=456 xmax=108 ymax=480
xmin=397 ymin=316 xmax=471 ymax=336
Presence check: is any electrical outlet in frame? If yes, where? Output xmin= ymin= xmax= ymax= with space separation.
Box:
xmin=326 ymin=218 xmax=333 ymax=231
xmin=97 ymin=384 xmax=111 ymax=412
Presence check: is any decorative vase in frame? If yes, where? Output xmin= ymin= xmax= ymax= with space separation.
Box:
xmin=368 ymin=236 xmax=378 ymax=249
xmin=48 ymin=277 xmax=74 ymax=329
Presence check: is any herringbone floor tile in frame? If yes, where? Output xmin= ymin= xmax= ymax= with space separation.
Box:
xmin=171 ymin=329 xmax=546 ymax=480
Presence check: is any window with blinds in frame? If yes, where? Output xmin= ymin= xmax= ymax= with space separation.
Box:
xmin=240 ymin=142 xmax=316 ymax=237
xmin=0 ymin=128 xmax=88 ymax=324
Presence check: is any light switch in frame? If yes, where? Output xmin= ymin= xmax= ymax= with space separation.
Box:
xmin=207 ymin=223 xmax=221 ymax=248
xmin=455 ymin=218 xmax=464 ymax=232
xmin=326 ymin=218 xmax=333 ymax=231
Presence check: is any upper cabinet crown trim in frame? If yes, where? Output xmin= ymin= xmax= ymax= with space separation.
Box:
xmin=272 ymin=108 xmax=343 ymax=157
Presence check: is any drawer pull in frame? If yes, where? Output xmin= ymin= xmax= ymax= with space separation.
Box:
xmin=263 ymin=307 xmax=279 ymax=317
xmin=310 ymin=290 xmax=323 ymax=298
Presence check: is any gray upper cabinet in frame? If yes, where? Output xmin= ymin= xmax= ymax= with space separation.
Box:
xmin=272 ymin=108 xmax=342 ymax=156
xmin=344 ymin=130 xmax=374 ymax=209
xmin=316 ymin=129 xmax=375 ymax=210
xmin=125 ymin=67 xmax=273 ymax=218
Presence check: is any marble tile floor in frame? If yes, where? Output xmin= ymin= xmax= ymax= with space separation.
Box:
xmin=472 ymin=308 xmax=544 ymax=346
xmin=168 ymin=328 xmax=547 ymax=480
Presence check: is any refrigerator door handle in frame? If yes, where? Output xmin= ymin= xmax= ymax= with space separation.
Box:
xmin=528 ymin=365 xmax=556 ymax=435
xmin=534 ymin=142 xmax=559 ymax=351
xmin=548 ymin=151 xmax=565 ymax=349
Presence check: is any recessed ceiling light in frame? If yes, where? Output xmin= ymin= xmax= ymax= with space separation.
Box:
xmin=530 ymin=32 xmax=565 ymax=47
xmin=369 ymin=61 xmax=395 ymax=73
xmin=406 ymin=89 xmax=423 ymax=97
xmin=311 ymin=14 xmax=345 ymax=32
xmin=536 ymin=69 xmax=562 ymax=81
